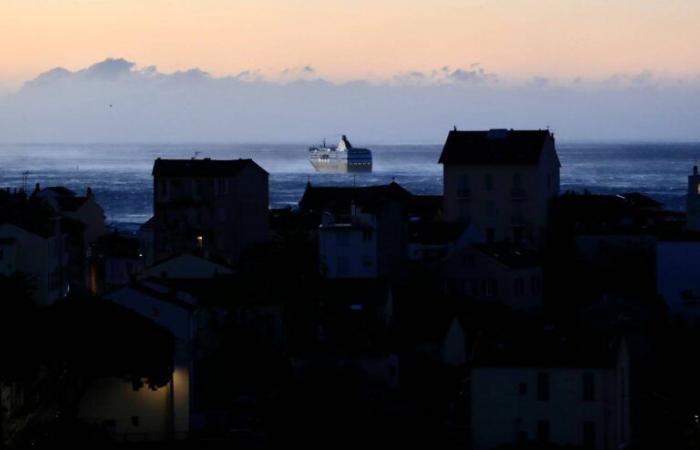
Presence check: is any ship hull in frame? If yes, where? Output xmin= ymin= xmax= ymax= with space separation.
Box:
xmin=310 ymin=159 xmax=372 ymax=173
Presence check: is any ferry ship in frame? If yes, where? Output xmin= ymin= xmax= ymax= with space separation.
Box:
xmin=308 ymin=135 xmax=373 ymax=173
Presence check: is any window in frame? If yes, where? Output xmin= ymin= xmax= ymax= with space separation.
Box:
xmin=362 ymin=229 xmax=373 ymax=241
xmin=583 ymin=372 xmax=595 ymax=401
xmin=583 ymin=421 xmax=595 ymax=449
xmin=531 ymin=276 xmax=541 ymax=294
xmin=485 ymin=174 xmax=494 ymax=191
xmin=537 ymin=372 xmax=550 ymax=401
xmin=486 ymin=279 xmax=498 ymax=297
xmin=458 ymin=199 xmax=470 ymax=222
xmin=537 ymin=420 xmax=550 ymax=442
xmin=514 ymin=278 xmax=525 ymax=297
xmin=336 ymin=232 xmax=350 ymax=247
xmin=160 ymin=180 xmax=169 ymax=199
xmin=217 ymin=178 xmax=228 ymax=195
xmin=620 ymin=368 xmax=626 ymax=442
xmin=217 ymin=208 xmax=226 ymax=222
xmin=458 ymin=175 xmax=470 ymax=197
xmin=131 ymin=416 xmax=140 ymax=428
xmin=193 ymin=180 xmax=203 ymax=197
xmin=515 ymin=418 xmax=526 ymax=442
xmin=513 ymin=173 xmax=522 ymax=188
xmin=486 ymin=228 xmax=495 ymax=243
xmin=518 ymin=382 xmax=527 ymax=395
xmin=485 ymin=200 xmax=496 ymax=217
xmin=461 ymin=254 xmax=475 ymax=267
xmin=362 ymin=255 xmax=373 ymax=268
xmin=337 ymin=256 xmax=349 ymax=275
xmin=513 ymin=226 xmax=525 ymax=244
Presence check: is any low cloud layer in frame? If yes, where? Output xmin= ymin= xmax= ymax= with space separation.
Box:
xmin=0 ymin=58 xmax=698 ymax=143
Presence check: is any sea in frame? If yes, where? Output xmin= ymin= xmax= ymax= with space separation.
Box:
xmin=0 ymin=142 xmax=698 ymax=233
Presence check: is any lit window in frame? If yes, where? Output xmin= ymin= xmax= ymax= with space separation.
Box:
xmin=196 ymin=235 xmax=204 ymax=249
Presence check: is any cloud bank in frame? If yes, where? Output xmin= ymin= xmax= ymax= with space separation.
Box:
xmin=0 ymin=58 xmax=698 ymax=143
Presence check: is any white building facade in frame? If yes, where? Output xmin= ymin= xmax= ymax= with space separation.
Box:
xmin=471 ymin=344 xmax=630 ymax=450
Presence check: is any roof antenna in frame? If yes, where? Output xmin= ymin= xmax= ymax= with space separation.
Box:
xmin=21 ymin=171 xmax=30 ymax=193
xmin=453 ymin=125 xmax=457 ymax=131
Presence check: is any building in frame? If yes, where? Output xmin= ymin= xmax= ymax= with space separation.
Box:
xmin=90 ymin=233 xmax=144 ymax=294
xmin=446 ymin=242 xmax=544 ymax=310
xmin=0 ymin=191 xmax=69 ymax=305
xmin=405 ymin=221 xmax=473 ymax=263
xmin=439 ymin=128 xmax=560 ymax=245
xmin=151 ymin=158 xmax=269 ymax=265
xmin=291 ymin=279 xmax=399 ymax=389
xmin=33 ymin=185 xmax=107 ymax=293
xmin=79 ymin=279 xmax=197 ymax=440
xmin=319 ymin=209 xmax=381 ymax=278
xmin=301 ymin=182 xmax=435 ymax=279
xmin=36 ymin=185 xmax=106 ymax=244
xmin=471 ymin=334 xmax=630 ymax=450
xmin=657 ymin=234 xmax=700 ymax=321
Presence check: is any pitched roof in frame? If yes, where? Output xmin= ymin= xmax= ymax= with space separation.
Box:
xmin=299 ymin=181 xmax=413 ymax=214
xmin=407 ymin=221 xmax=467 ymax=245
xmin=44 ymin=186 xmax=76 ymax=197
xmin=94 ymin=233 xmax=141 ymax=258
xmin=139 ymin=216 xmax=155 ymax=231
xmin=438 ymin=129 xmax=552 ymax=166
xmin=152 ymin=158 xmax=267 ymax=177
xmin=56 ymin=195 xmax=90 ymax=212
xmin=472 ymin=328 xmax=619 ymax=368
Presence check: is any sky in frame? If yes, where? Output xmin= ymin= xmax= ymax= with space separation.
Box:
xmin=0 ymin=0 xmax=699 ymax=142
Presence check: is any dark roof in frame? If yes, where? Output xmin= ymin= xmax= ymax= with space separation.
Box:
xmin=152 ymin=158 xmax=267 ymax=177
xmin=56 ymin=196 xmax=90 ymax=212
xmin=299 ymin=181 xmax=413 ymax=214
xmin=141 ymin=276 xmax=239 ymax=307
xmin=0 ymin=195 xmax=58 ymax=238
xmin=60 ymin=217 xmax=86 ymax=239
xmin=472 ymin=327 xmax=619 ymax=368
xmin=438 ymin=129 xmax=552 ymax=165
xmin=552 ymin=191 xmax=672 ymax=235
xmin=318 ymin=278 xmax=391 ymax=306
xmin=117 ymin=280 xmax=197 ymax=310
xmin=94 ymin=233 xmax=141 ymax=258
xmin=139 ymin=216 xmax=155 ymax=231
xmin=407 ymin=221 xmax=467 ymax=245
xmin=619 ymin=192 xmax=664 ymax=210
xmin=149 ymin=251 xmax=234 ymax=270
xmin=473 ymin=242 xmax=541 ymax=269
xmin=44 ymin=186 xmax=76 ymax=197
xmin=405 ymin=195 xmax=443 ymax=220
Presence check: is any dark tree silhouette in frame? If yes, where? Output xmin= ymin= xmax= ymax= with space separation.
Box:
xmin=1 ymin=290 xmax=175 ymax=447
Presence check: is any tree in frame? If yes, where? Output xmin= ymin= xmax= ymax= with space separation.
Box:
xmin=1 ymin=292 xmax=175 ymax=447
